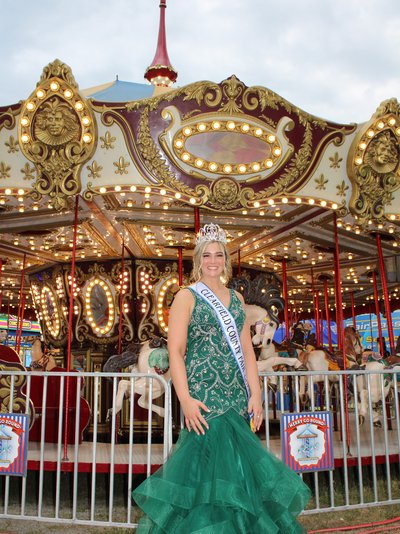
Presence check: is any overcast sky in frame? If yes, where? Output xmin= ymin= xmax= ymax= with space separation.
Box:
xmin=1 ymin=0 xmax=399 ymax=124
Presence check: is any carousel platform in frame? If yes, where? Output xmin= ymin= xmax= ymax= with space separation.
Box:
xmin=26 ymin=415 xmax=400 ymax=473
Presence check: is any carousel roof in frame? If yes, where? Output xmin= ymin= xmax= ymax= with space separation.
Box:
xmin=0 ymin=56 xmax=399 ymax=326
xmin=82 ymin=79 xmax=154 ymax=102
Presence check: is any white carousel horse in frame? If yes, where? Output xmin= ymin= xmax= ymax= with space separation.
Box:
xmin=246 ymin=304 xmax=306 ymax=377
xmin=356 ymin=351 xmax=400 ymax=426
xmin=104 ymin=337 xmax=170 ymax=420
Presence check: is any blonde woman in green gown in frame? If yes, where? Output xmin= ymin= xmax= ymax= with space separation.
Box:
xmin=133 ymin=224 xmax=310 ymax=533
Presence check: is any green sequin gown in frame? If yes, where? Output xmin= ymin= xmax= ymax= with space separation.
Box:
xmin=133 ymin=288 xmax=311 ymax=533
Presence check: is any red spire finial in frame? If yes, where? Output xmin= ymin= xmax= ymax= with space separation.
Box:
xmin=144 ymin=0 xmax=178 ymax=87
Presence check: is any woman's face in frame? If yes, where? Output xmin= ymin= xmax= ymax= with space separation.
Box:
xmin=200 ymin=242 xmax=225 ymax=279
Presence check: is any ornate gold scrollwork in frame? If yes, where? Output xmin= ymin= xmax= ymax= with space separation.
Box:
xmin=348 ymin=98 xmax=400 ymax=225
xmin=18 ymin=59 xmax=97 ymax=210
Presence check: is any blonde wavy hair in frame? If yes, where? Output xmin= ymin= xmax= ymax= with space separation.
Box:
xmin=190 ymin=240 xmax=232 ymax=284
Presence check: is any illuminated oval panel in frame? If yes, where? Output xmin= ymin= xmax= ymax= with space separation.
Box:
xmin=157 ymin=277 xmax=179 ymax=334
xmin=173 ymin=120 xmax=283 ymax=175
xmin=40 ymin=285 xmax=61 ymax=338
xmin=185 ymin=132 xmax=270 ymax=164
xmin=85 ymin=278 xmax=115 ymax=335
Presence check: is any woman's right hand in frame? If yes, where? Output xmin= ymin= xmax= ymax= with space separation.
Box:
xmin=181 ymin=396 xmax=210 ymax=435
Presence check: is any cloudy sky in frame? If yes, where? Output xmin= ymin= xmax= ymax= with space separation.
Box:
xmin=1 ymin=0 xmax=399 ymax=123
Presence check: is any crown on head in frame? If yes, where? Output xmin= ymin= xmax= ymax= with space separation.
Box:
xmin=196 ymin=223 xmax=227 ymax=245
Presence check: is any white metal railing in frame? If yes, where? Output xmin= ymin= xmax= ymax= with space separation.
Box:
xmin=0 ymin=368 xmax=399 ymax=528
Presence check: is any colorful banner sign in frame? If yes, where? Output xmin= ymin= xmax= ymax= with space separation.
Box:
xmin=0 ymin=314 xmax=41 ymax=333
xmin=0 ymin=414 xmax=29 ymax=477
xmin=281 ymin=411 xmax=334 ymax=472
xmin=344 ymin=310 xmax=400 ymax=351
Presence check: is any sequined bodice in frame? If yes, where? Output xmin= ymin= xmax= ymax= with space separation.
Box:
xmin=186 ymin=287 xmax=248 ymax=421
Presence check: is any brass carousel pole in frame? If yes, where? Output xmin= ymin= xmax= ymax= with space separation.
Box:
xmin=237 ymin=248 xmax=241 ymax=276
xmin=63 ymin=195 xmax=79 ymax=459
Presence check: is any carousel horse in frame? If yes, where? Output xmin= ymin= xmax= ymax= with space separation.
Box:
xmin=0 ymin=342 xmax=35 ymax=425
xmin=29 ymin=337 xmax=57 ymax=371
xmin=356 ymin=349 xmax=400 ymax=426
xmin=229 ymin=276 xmax=307 ymax=382
xmin=104 ymin=337 xmax=170 ymax=420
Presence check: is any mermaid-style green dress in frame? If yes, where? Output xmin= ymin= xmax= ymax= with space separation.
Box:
xmin=133 ymin=289 xmax=311 ymax=533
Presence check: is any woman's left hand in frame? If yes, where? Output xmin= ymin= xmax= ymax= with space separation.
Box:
xmin=248 ymin=395 xmax=263 ymax=431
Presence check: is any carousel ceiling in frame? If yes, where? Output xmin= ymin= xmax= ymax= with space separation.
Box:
xmin=0 ymin=60 xmax=399 ymax=318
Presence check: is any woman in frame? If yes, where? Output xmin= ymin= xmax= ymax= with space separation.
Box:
xmin=133 ymin=223 xmax=310 ymax=533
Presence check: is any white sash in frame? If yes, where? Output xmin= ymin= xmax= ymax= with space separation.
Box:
xmin=189 ymin=282 xmax=250 ymax=398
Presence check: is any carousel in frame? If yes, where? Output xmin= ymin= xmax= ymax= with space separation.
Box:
xmin=0 ymin=1 xmax=400 ymax=525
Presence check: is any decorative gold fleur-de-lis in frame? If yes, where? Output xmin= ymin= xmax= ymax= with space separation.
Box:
xmin=5 ymin=135 xmax=19 ymax=154
xmin=0 ymin=161 xmax=11 ymax=179
xmin=100 ymin=131 xmax=116 ymax=150
xmin=329 ymin=152 xmax=343 ymax=169
xmin=315 ymin=173 xmax=328 ymax=190
xmin=87 ymin=160 xmax=103 ymax=179
xmin=336 ymin=180 xmax=349 ymax=197
xmin=20 ymin=162 xmax=36 ymax=180
xmin=114 ymin=156 xmax=130 ymax=175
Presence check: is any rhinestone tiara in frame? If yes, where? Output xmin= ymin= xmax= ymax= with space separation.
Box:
xmin=196 ymin=223 xmax=227 ymax=245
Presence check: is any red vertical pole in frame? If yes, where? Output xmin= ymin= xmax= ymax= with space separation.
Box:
xmin=311 ymin=268 xmax=320 ymax=345
xmin=194 ymin=207 xmax=200 ymax=234
xmin=63 ymin=195 xmax=79 ymax=459
xmin=0 ymin=259 xmax=3 ymax=312
xmin=178 ymin=246 xmax=183 ymax=287
xmin=376 ymin=234 xmax=395 ymax=355
xmin=315 ymin=290 xmax=320 ymax=345
xmin=371 ymin=271 xmax=384 ymax=357
xmin=118 ymin=238 xmax=125 ymax=355
xmin=15 ymin=254 xmax=26 ymax=353
xmin=350 ymin=291 xmax=356 ymax=330
xmin=281 ymin=259 xmax=290 ymax=339
xmin=323 ymin=279 xmax=332 ymax=352
xmin=333 ymin=213 xmax=344 ymax=351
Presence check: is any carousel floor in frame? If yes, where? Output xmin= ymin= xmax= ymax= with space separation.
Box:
xmin=26 ymin=413 xmax=400 ymax=473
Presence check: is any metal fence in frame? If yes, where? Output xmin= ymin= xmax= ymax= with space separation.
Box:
xmin=0 ymin=367 xmax=399 ymax=529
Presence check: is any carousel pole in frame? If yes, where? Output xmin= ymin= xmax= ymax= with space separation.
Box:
xmin=311 ymin=268 xmax=320 ymax=345
xmin=15 ymin=253 xmax=26 ymax=353
xmin=350 ymin=291 xmax=357 ymax=330
xmin=370 ymin=270 xmax=384 ymax=357
xmin=0 ymin=259 xmax=3 ymax=312
xmin=321 ymin=277 xmax=332 ymax=352
xmin=333 ymin=214 xmax=351 ymax=453
xmin=6 ymin=300 xmax=10 ymax=342
xmin=177 ymin=246 xmax=183 ymax=287
xmin=333 ymin=213 xmax=344 ymax=351
xmin=237 ymin=248 xmax=241 ymax=276
xmin=17 ymin=292 xmax=26 ymax=355
xmin=375 ymin=233 xmax=395 ymax=355
xmin=194 ymin=207 xmax=200 ymax=234
xmin=63 ymin=195 xmax=79 ymax=459
xmin=281 ymin=259 xmax=290 ymax=339
xmin=315 ymin=290 xmax=320 ymax=346
xmin=118 ymin=237 xmax=125 ymax=355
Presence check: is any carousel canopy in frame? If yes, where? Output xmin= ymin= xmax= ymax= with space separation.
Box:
xmin=0 ymin=58 xmax=399 ymax=323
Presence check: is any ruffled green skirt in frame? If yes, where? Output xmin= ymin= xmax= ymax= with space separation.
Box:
xmin=132 ymin=409 xmax=311 ymax=533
